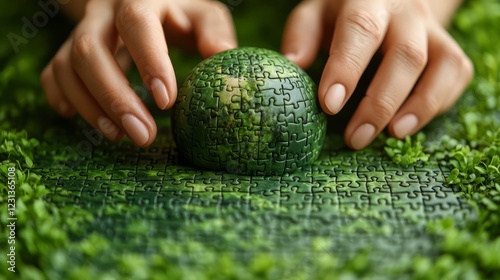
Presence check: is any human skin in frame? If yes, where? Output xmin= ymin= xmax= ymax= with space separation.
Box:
xmin=281 ymin=0 xmax=473 ymax=149
xmin=40 ymin=0 xmax=473 ymax=149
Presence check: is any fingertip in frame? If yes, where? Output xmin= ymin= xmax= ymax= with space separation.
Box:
xmin=121 ymin=113 xmax=156 ymax=147
xmin=284 ymin=53 xmax=298 ymax=62
xmin=348 ymin=123 xmax=377 ymax=150
xmin=391 ymin=114 xmax=419 ymax=139
xmin=281 ymin=1 xmax=322 ymax=69
xmin=199 ymin=39 xmax=237 ymax=58
xmin=282 ymin=45 xmax=317 ymax=70
xmin=150 ymin=78 xmax=170 ymax=110
xmin=40 ymin=64 xmax=77 ymax=118
xmin=283 ymin=52 xmax=309 ymax=69
xmin=189 ymin=1 xmax=237 ymax=58
xmin=219 ymin=40 xmax=237 ymax=51
xmin=323 ymin=83 xmax=346 ymax=115
xmin=58 ymin=100 xmax=77 ymax=118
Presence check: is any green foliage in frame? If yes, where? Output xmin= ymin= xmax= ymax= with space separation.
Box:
xmin=0 ymin=0 xmax=499 ymax=279
xmin=420 ymin=219 xmax=500 ymax=279
xmin=0 ymin=131 xmax=39 ymax=168
xmin=0 ymin=130 xmax=94 ymax=280
xmin=385 ymin=133 xmax=429 ymax=167
xmin=446 ymin=136 xmax=499 ymax=189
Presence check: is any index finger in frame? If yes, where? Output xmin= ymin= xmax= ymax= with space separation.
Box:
xmin=318 ymin=0 xmax=390 ymax=115
xmin=115 ymin=0 xmax=189 ymax=110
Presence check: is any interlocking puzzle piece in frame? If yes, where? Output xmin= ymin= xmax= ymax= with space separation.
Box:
xmin=35 ymin=128 xmax=477 ymax=263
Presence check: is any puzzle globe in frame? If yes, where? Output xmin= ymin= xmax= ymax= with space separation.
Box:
xmin=172 ymin=47 xmax=327 ymax=175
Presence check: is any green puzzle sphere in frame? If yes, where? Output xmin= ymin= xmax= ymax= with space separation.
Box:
xmin=172 ymin=47 xmax=327 ymax=175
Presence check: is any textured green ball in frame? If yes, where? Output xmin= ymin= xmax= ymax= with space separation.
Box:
xmin=172 ymin=47 xmax=327 ymax=175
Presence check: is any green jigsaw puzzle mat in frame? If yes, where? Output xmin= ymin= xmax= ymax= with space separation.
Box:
xmin=1 ymin=0 xmax=499 ymax=279
xmin=34 ymin=130 xmax=476 ymax=262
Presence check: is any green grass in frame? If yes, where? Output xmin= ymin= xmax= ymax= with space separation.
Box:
xmin=1 ymin=0 xmax=499 ymax=279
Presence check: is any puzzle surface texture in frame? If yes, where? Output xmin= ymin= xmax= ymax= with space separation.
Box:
xmin=173 ymin=47 xmax=327 ymax=175
xmin=31 ymin=49 xmax=476 ymax=273
xmin=30 ymin=48 xmax=477 ymax=278
xmin=3 ymin=0 xmax=500 ymax=278
xmin=34 ymin=128 xmax=476 ymax=271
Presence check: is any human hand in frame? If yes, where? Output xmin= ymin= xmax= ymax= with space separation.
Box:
xmin=40 ymin=0 xmax=237 ymax=147
xmin=281 ymin=0 xmax=473 ymax=150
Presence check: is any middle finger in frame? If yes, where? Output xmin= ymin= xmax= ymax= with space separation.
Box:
xmin=345 ymin=9 xmax=428 ymax=150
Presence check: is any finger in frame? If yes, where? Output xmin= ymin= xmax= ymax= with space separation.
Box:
xmin=345 ymin=12 xmax=428 ymax=150
xmin=115 ymin=0 xmax=178 ymax=110
xmin=318 ymin=0 xmax=390 ymax=115
xmin=71 ymin=4 xmax=156 ymax=147
xmin=389 ymin=26 xmax=474 ymax=139
xmin=281 ymin=0 xmax=324 ymax=68
xmin=52 ymin=40 xmax=125 ymax=141
xmin=183 ymin=0 xmax=237 ymax=57
xmin=114 ymin=39 xmax=133 ymax=72
xmin=40 ymin=62 xmax=76 ymax=117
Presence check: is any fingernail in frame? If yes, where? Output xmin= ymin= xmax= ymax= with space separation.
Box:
xmin=121 ymin=114 xmax=150 ymax=146
xmin=150 ymin=78 xmax=169 ymax=110
xmin=351 ymin=123 xmax=376 ymax=150
xmin=97 ymin=116 xmax=120 ymax=140
xmin=394 ymin=114 xmax=418 ymax=139
xmin=324 ymin=84 xmax=346 ymax=114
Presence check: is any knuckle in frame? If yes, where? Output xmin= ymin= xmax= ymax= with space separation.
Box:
xmin=442 ymin=45 xmax=466 ymax=67
xmin=100 ymin=88 xmax=120 ymax=105
xmin=370 ymin=95 xmax=399 ymax=120
xmin=52 ymin=53 xmax=69 ymax=78
xmin=442 ymin=45 xmax=474 ymax=81
xmin=105 ymin=89 xmax=133 ymax=114
xmin=345 ymin=10 xmax=384 ymax=42
xmin=104 ymin=91 xmax=125 ymax=113
xmin=293 ymin=1 xmax=312 ymax=16
xmin=116 ymin=1 xmax=149 ymax=31
xmin=71 ymin=33 xmax=96 ymax=69
xmin=210 ymin=1 xmax=232 ymax=19
xmin=333 ymin=44 xmax=364 ymax=78
xmin=395 ymin=41 xmax=427 ymax=71
xmin=421 ymin=94 xmax=441 ymax=116
xmin=460 ymin=54 xmax=474 ymax=82
xmin=39 ymin=66 xmax=51 ymax=85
